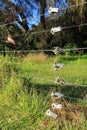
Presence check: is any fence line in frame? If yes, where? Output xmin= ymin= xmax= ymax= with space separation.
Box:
xmin=0 ymin=23 xmax=87 ymax=40
xmin=0 ymin=49 xmax=52 ymax=53
xmin=2 ymin=106 xmax=86 ymax=130
xmin=35 ymin=88 xmax=87 ymax=103
xmin=0 ymin=29 xmax=50 ymax=40
xmin=0 ymin=71 xmax=87 ymax=103
xmin=0 ymin=13 xmax=45 ymax=28
xmin=0 ymin=1 xmax=87 ymax=28
xmin=0 ymin=47 xmax=87 ymax=53
xmin=0 ymin=71 xmax=87 ymax=88
xmin=48 ymin=110 xmax=87 ymax=130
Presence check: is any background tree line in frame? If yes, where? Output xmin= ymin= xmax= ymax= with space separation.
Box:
xmin=0 ymin=0 xmax=87 ymax=52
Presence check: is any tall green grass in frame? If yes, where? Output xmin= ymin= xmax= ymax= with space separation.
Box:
xmin=0 ymin=54 xmax=87 ymax=129
xmin=20 ymin=53 xmax=87 ymax=85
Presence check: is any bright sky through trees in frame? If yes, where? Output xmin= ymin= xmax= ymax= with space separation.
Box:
xmin=0 ymin=0 xmax=67 ymax=28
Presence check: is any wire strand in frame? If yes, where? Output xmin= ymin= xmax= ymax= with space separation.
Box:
xmin=0 ymin=29 xmax=50 ymax=40
xmin=0 ymin=13 xmax=45 ymax=28
xmin=0 ymin=71 xmax=87 ymax=102
xmin=62 ymin=23 xmax=87 ymax=30
xmin=0 ymin=71 xmax=87 ymax=88
xmin=0 ymin=1 xmax=87 ymax=28
xmin=0 ymin=22 xmax=87 ymax=40
xmin=0 ymin=47 xmax=87 ymax=53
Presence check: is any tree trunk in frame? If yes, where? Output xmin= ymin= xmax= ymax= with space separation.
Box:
xmin=40 ymin=0 xmax=46 ymax=29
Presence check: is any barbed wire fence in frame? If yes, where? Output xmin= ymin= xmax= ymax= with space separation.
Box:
xmin=0 ymin=1 xmax=87 ymax=129
xmin=0 ymin=46 xmax=87 ymax=129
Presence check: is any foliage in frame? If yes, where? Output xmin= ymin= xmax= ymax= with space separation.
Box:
xmin=0 ymin=0 xmax=87 ymax=51
xmin=0 ymin=53 xmax=87 ymax=129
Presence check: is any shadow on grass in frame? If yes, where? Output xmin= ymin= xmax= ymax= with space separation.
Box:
xmin=24 ymin=78 xmax=87 ymax=100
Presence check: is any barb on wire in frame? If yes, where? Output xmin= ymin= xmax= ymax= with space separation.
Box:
xmin=48 ymin=7 xmax=59 ymax=14
xmin=0 ymin=1 xmax=87 ymax=28
xmin=0 ymin=22 xmax=87 ymax=40
xmin=0 ymin=71 xmax=87 ymax=102
xmin=55 ymin=77 xmax=87 ymax=88
xmin=0 ymin=46 xmax=87 ymax=53
xmin=50 ymin=23 xmax=87 ymax=34
xmin=46 ymin=109 xmax=58 ymax=119
xmin=45 ymin=108 xmax=87 ymax=129
xmin=53 ymin=46 xmax=87 ymax=55
xmin=0 ymin=71 xmax=87 ymax=88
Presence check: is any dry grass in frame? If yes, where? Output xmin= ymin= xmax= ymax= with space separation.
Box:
xmin=23 ymin=53 xmax=49 ymax=63
xmin=0 ymin=54 xmax=87 ymax=129
xmin=39 ymin=102 xmax=84 ymax=130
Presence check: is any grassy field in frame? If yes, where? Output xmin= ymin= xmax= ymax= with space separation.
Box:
xmin=0 ymin=53 xmax=87 ymax=130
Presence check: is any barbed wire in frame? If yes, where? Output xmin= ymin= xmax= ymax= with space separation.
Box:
xmin=63 ymin=82 xmax=87 ymax=88
xmin=0 ymin=29 xmax=50 ymax=40
xmin=0 ymin=13 xmax=45 ymax=28
xmin=0 ymin=46 xmax=87 ymax=53
xmin=0 ymin=22 xmax=87 ymax=40
xmin=0 ymin=103 xmax=86 ymax=130
xmin=62 ymin=23 xmax=87 ymax=30
xmin=35 ymin=88 xmax=87 ymax=103
xmin=0 ymin=2 xmax=87 ymax=129
xmin=0 ymin=49 xmax=52 ymax=53
xmin=0 ymin=1 xmax=87 ymax=28
xmin=63 ymin=47 xmax=87 ymax=51
xmin=0 ymin=71 xmax=87 ymax=103
xmin=45 ymin=109 xmax=87 ymax=130
xmin=0 ymin=71 xmax=87 ymax=88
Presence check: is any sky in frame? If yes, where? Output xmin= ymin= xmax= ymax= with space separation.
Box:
xmin=0 ymin=0 xmax=67 ymax=29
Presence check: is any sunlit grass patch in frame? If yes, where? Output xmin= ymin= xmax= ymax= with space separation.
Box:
xmin=0 ymin=53 xmax=87 ymax=129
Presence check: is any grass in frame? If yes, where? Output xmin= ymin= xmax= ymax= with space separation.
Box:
xmin=20 ymin=53 xmax=87 ymax=83
xmin=0 ymin=53 xmax=87 ymax=129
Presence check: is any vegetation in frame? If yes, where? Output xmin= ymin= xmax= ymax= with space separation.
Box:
xmin=0 ymin=0 xmax=87 ymax=129
xmin=0 ymin=0 xmax=87 ymax=50
xmin=0 ymin=53 xmax=87 ymax=129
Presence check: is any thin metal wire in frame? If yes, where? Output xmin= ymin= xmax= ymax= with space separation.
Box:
xmin=0 ymin=46 xmax=87 ymax=53
xmin=62 ymin=23 xmax=87 ymax=30
xmin=0 ymin=1 xmax=87 ymax=28
xmin=0 ymin=29 xmax=50 ymax=40
xmin=0 ymin=76 xmax=87 ymax=129
xmin=64 ymin=95 xmax=87 ymax=102
xmin=0 ymin=13 xmax=45 ymax=28
xmin=0 ymin=49 xmax=52 ymax=53
xmin=0 ymin=71 xmax=87 ymax=102
xmin=0 ymin=22 xmax=87 ymax=40
xmin=63 ymin=47 xmax=87 ymax=51
xmin=0 ymin=71 xmax=87 ymax=88
xmin=64 ymin=82 xmax=87 ymax=88
xmin=36 ymin=88 xmax=87 ymax=102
